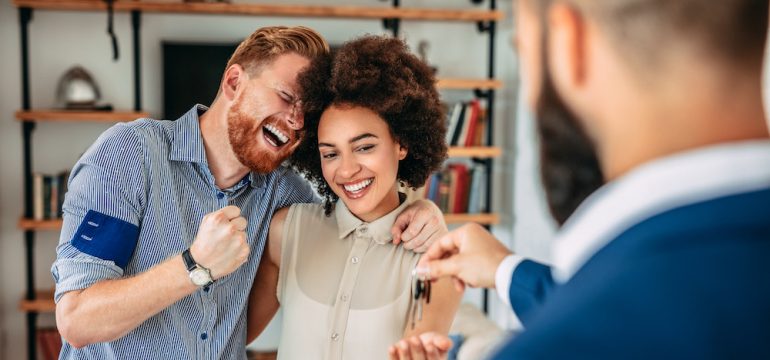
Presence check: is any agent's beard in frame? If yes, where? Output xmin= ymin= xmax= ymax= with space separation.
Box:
xmin=535 ymin=69 xmax=604 ymax=226
xmin=227 ymin=99 xmax=289 ymax=174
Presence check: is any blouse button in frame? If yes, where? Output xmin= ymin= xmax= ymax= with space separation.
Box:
xmin=331 ymin=333 xmax=340 ymax=341
xmin=351 ymin=256 xmax=360 ymax=264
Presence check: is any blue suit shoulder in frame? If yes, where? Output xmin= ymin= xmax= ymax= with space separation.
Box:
xmin=495 ymin=188 xmax=770 ymax=359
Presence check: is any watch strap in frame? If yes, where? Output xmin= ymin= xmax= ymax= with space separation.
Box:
xmin=182 ymin=248 xmax=198 ymax=272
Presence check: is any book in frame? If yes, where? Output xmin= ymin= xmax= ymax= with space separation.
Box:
xmin=463 ymin=100 xmax=481 ymax=147
xmin=33 ymin=173 xmax=44 ymax=220
xmin=449 ymin=103 xmax=467 ymax=146
xmin=445 ymin=102 xmax=463 ymax=145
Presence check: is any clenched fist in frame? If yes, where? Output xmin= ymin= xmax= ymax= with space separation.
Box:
xmin=189 ymin=206 xmax=249 ymax=280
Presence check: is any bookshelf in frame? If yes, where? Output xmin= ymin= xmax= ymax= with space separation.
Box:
xmin=13 ymin=1 xmax=502 ymax=359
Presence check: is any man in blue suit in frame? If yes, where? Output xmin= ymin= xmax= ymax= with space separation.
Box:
xmin=418 ymin=0 xmax=770 ymax=358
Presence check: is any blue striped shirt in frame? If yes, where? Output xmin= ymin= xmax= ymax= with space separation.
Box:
xmin=52 ymin=105 xmax=316 ymax=359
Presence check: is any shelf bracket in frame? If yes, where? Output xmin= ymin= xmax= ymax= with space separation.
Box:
xmin=382 ymin=18 xmax=401 ymax=37
xmin=476 ymin=21 xmax=493 ymax=33
xmin=382 ymin=0 xmax=401 ymax=37
xmin=474 ymin=88 xmax=493 ymax=99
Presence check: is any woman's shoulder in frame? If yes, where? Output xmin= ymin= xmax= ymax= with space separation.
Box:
xmin=283 ymin=203 xmax=336 ymax=228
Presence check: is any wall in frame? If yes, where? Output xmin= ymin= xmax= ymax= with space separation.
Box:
xmin=0 ymin=1 xmax=558 ymax=358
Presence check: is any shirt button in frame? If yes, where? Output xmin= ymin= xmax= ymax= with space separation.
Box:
xmin=357 ymin=226 xmax=368 ymax=235
xmin=216 ymin=192 xmax=225 ymax=199
xmin=200 ymin=333 xmax=208 ymax=340
xmin=351 ymin=256 xmax=360 ymax=264
xmin=340 ymin=294 xmax=349 ymax=302
xmin=331 ymin=333 xmax=339 ymax=341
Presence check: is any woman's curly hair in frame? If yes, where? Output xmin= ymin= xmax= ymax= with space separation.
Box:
xmin=290 ymin=35 xmax=448 ymax=215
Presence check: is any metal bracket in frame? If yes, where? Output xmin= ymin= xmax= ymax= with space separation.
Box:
xmin=474 ymin=88 xmax=493 ymax=99
xmin=382 ymin=18 xmax=401 ymax=37
xmin=477 ymin=21 xmax=493 ymax=33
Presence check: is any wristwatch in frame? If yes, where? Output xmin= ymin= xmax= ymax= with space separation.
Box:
xmin=182 ymin=248 xmax=214 ymax=287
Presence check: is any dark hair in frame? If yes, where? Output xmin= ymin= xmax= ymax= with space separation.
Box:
xmin=291 ymin=35 xmax=448 ymax=215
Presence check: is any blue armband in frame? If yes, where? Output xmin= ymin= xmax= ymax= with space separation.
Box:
xmin=71 ymin=210 xmax=140 ymax=269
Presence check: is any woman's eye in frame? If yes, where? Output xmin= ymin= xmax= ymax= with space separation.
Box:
xmin=356 ymin=145 xmax=375 ymax=152
xmin=321 ymin=152 xmax=337 ymax=159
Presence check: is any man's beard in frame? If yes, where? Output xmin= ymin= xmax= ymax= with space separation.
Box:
xmin=535 ymin=70 xmax=604 ymax=226
xmin=227 ymin=100 xmax=290 ymax=174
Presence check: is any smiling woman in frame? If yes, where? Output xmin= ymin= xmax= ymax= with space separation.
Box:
xmin=245 ymin=35 xmax=461 ymax=360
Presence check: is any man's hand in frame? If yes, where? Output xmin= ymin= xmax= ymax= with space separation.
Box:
xmin=417 ymin=223 xmax=512 ymax=291
xmin=392 ymin=199 xmax=447 ymax=253
xmin=190 ymin=205 xmax=249 ymax=280
xmin=389 ymin=332 xmax=453 ymax=360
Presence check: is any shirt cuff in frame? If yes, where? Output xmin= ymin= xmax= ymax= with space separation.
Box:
xmin=495 ymin=254 xmax=526 ymax=307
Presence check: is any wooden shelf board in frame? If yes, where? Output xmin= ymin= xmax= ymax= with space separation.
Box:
xmin=14 ymin=1 xmax=503 ymax=22
xmin=448 ymin=146 xmax=501 ymax=158
xmin=18 ymin=218 xmax=63 ymax=231
xmin=16 ymin=110 xmax=149 ymax=123
xmin=444 ymin=213 xmax=499 ymax=225
xmin=19 ymin=290 xmax=55 ymax=313
xmin=436 ymin=78 xmax=502 ymax=90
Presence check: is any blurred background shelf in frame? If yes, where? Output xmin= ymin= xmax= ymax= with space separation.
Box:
xmin=19 ymin=290 xmax=55 ymax=313
xmin=15 ymin=110 xmax=149 ymax=123
xmin=448 ymin=146 xmax=501 ymax=158
xmin=444 ymin=213 xmax=499 ymax=225
xmin=13 ymin=1 xmax=503 ymax=22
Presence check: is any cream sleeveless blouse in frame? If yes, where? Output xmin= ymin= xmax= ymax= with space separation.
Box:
xmin=276 ymin=199 xmax=420 ymax=360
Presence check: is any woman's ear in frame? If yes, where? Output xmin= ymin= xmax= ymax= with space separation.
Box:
xmin=398 ymin=145 xmax=408 ymax=160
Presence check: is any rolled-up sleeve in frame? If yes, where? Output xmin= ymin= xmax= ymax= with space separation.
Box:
xmin=52 ymin=123 xmax=146 ymax=303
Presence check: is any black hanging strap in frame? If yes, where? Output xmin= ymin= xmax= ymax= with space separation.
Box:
xmin=105 ymin=0 xmax=119 ymax=61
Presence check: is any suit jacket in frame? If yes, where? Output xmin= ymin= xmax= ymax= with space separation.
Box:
xmin=495 ymin=187 xmax=770 ymax=359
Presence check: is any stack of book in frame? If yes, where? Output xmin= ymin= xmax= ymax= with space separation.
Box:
xmin=32 ymin=171 xmax=69 ymax=220
xmin=445 ymin=99 xmax=487 ymax=147
xmin=422 ymin=162 xmax=487 ymax=214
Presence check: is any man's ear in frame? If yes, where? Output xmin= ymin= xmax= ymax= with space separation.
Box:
xmin=221 ymin=64 xmax=246 ymax=102
xmin=547 ymin=3 xmax=587 ymax=92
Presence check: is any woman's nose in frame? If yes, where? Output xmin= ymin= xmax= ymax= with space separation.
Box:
xmin=338 ymin=154 xmax=361 ymax=178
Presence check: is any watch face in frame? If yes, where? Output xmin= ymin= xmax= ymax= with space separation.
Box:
xmin=190 ymin=268 xmax=212 ymax=286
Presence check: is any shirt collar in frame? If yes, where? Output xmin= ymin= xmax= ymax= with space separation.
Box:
xmin=335 ymin=196 xmax=411 ymax=245
xmin=169 ymin=104 xmax=209 ymax=165
xmin=552 ymin=140 xmax=770 ymax=283
xmin=170 ymin=104 xmax=265 ymax=189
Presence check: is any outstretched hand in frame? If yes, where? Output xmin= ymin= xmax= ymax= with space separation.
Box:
xmin=388 ymin=332 xmax=453 ymax=360
xmin=416 ymin=223 xmax=512 ymax=291
xmin=391 ymin=199 xmax=447 ymax=253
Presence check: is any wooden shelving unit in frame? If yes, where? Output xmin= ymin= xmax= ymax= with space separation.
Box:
xmin=15 ymin=110 xmax=149 ymax=123
xmin=13 ymin=1 xmax=502 ymax=22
